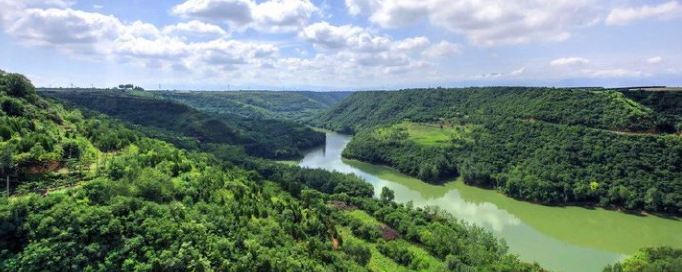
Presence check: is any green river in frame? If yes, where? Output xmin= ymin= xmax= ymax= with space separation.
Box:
xmin=299 ymin=133 xmax=682 ymax=272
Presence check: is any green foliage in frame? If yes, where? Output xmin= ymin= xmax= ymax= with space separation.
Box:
xmin=343 ymin=124 xmax=458 ymax=181
xmin=321 ymin=88 xmax=682 ymax=214
xmin=380 ymin=187 xmax=395 ymax=203
xmin=603 ymin=247 xmax=682 ymax=272
xmin=1 ymin=97 xmax=24 ymax=117
xmin=152 ymin=90 xmax=351 ymax=120
xmin=349 ymin=219 xmax=382 ymax=242
xmin=2 ymin=73 xmax=36 ymax=98
xmin=377 ymin=241 xmax=414 ymax=266
xmin=0 ymin=71 xmax=547 ymax=271
xmin=313 ymin=87 xmax=660 ymax=133
xmin=342 ymin=240 xmax=372 ymax=266
xmin=622 ymin=91 xmax=682 ymax=134
xmin=42 ymin=90 xmax=325 ymax=159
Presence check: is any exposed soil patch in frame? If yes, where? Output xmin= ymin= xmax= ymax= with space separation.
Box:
xmin=331 ymin=236 xmax=340 ymax=250
xmin=380 ymin=225 xmax=401 ymax=241
xmin=328 ymin=200 xmax=357 ymax=211
xmin=27 ymin=161 xmax=63 ymax=175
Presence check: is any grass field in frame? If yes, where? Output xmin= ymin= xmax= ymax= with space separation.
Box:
xmin=274 ymin=160 xmax=299 ymax=166
xmin=346 ymin=210 xmax=383 ymax=227
xmin=377 ymin=121 xmax=475 ymax=147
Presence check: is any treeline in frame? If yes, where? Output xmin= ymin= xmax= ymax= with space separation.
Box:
xmin=1 ymin=70 xmax=548 ymax=271
xmin=41 ymin=90 xmax=324 ymax=160
xmin=313 ymin=87 xmax=681 ymax=134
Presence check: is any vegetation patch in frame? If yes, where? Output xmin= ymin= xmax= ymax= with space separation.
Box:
xmin=325 ymin=88 xmax=682 ymax=214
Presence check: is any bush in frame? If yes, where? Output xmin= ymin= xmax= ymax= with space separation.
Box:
xmin=342 ymin=240 xmax=371 ymax=266
xmin=1 ymin=98 xmax=24 ymax=116
xmin=377 ymin=241 xmax=414 ymax=266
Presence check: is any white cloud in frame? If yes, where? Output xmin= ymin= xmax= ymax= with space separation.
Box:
xmin=2 ymin=4 xmax=449 ymax=87
xmin=297 ymin=22 xmax=467 ymax=82
xmin=253 ymin=0 xmax=317 ymax=32
xmin=172 ymin=0 xmax=317 ymax=33
xmin=510 ymin=67 xmax=525 ymax=76
xmin=346 ymin=0 xmax=380 ymax=16
xmin=163 ymin=20 xmax=228 ymax=37
xmin=551 ymin=57 xmax=590 ymax=66
xmin=590 ymin=69 xmax=645 ymax=78
xmin=6 ymin=8 xmax=123 ymax=55
xmin=3 ymin=6 xmax=279 ymax=72
xmin=299 ymin=22 xmax=383 ymax=51
xmin=344 ymin=0 xmax=598 ymax=46
xmin=423 ymin=41 xmax=460 ymax=59
xmin=172 ymin=0 xmax=254 ymax=26
xmin=475 ymin=67 xmax=525 ymax=79
xmin=606 ymin=1 xmax=682 ymax=26
xmin=393 ymin=36 xmax=430 ymax=52
xmin=647 ymin=56 xmax=663 ymax=64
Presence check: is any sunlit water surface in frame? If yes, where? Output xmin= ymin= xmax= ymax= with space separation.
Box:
xmin=298 ymin=133 xmax=682 ymax=272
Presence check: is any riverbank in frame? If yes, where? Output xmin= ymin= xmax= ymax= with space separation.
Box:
xmin=300 ymin=132 xmax=682 ymax=272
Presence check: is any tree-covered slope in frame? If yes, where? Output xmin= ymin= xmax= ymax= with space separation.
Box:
xmin=315 ymin=88 xmax=682 ymax=214
xmin=622 ymin=91 xmax=682 ymax=134
xmin=313 ymin=87 xmax=671 ymax=134
xmin=152 ymin=90 xmax=352 ymax=120
xmin=0 ymin=70 xmax=546 ymax=271
xmin=41 ymin=90 xmax=324 ymax=160
xmin=345 ymin=119 xmax=682 ymax=213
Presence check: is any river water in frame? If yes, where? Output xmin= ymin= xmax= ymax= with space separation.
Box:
xmin=298 ymin=132 xmax=682 ymax=272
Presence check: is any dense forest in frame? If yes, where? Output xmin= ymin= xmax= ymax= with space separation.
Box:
xmin=41 ymin=90 xmax=324 ymax=160
xmin=151 ymin=90 xmax=351 ymax=120
xmin=316 ymin=88 xmax=682 ymax=214
xmin=313 ymin=87 xmax=681 ymax=134
xmin=1 ymin=71 xmax=551 ymax=271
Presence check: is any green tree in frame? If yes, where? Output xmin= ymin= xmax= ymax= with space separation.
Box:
xmin=342 ymin=240 xmax=371 ymax=266
xmin=644 ymin=188 xmax=663 ymax=211
xmin=380 ymin=186 xmax=395 ymax=203
xmin=1 ymin=146 xmax=14 ymax=196
xmin=4 ymin=73 xmax=35 ymax=97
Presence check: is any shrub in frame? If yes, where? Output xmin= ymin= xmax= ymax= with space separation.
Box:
xmin=342 ymin=240 xmax=371 ymax=266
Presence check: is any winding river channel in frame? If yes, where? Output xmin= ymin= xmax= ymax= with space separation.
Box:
xmin=298 ymin=132 xmax=682 ymax=272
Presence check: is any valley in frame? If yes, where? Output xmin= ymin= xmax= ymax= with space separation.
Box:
xmin=1 ymin=71 xmax=681 ymax=272
xmin=299 ymin=132 xmax=682 ymax=272
xmin=314 ymin=88 xmax=682 ymax=215
xmin=3 ymin=1 xmax=681 ymax=271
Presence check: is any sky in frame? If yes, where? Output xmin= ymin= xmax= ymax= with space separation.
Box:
xmin=0 ymin=0 xmax=681 ymax=91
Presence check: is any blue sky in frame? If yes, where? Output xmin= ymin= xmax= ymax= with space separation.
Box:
xmin=0 ymin=0 xmax=681 ymax=91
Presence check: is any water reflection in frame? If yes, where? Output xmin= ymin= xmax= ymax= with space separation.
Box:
xmin=299 ymin=133 xmax=682 ymax=272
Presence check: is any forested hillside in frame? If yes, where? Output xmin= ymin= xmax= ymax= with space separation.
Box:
xmin=316 ymin=88 xmax=682 ymax=214
xmin=41 ymin=90 xmax=324 ymax=160
xmin=152 ymin=90 xmax=351 ymax=120
xmin=1 ymin=71 xmax=548 ymax=271
xmin=313 ymin=87 xmax=679 ymax=134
